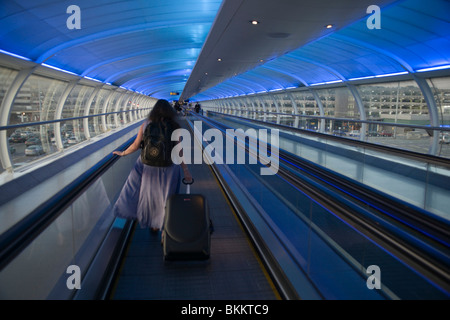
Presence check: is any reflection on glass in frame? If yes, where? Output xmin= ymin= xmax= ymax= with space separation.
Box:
xmin=0 ymin=67 xmax=18 ymax=109
xmin=357 ymin=80 xmax=429 ymax=131
xmin=316 ymin=87 xmax=357 ymax=119
xmin=10 ymin=74 xmax=67 ymax=126
xmin=428 ymin=76 xmax=450 ymax=158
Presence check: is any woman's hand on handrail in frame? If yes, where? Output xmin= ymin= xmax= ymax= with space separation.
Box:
xmin=113 ymin=150 xmax=126 ymax=157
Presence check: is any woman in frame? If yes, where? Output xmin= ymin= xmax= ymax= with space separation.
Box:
xmin=112 ymin=99 xmax=193 ymax=232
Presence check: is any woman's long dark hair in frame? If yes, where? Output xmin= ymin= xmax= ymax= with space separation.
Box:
xmin=148 ymin=99 xmax=177 ymax=123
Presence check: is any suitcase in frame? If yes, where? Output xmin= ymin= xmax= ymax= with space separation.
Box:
xmin=163 ymin=178 xmax=212 ymax=260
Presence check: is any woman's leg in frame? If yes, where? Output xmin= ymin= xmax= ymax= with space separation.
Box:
xmin=112 ymin=158 xmax=143 ymax=220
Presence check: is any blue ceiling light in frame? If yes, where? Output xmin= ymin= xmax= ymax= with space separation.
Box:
xmin=83 ymin=76 xmax=102 ymax=83
xmin=310 ymin=80 xmax=344 ymax=86
xmin=0 ymin=49 xmax=31 ymax=61
xmin=41 ymin=63 xmax=79 ymax=76
xmin=416 ymin=65 xmax=450 ymax=73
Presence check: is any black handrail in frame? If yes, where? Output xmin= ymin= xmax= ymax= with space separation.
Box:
xmin=222 ymin=109 xmax=450 ymax=132
xmin=208 ymin=111 xmax=450 ymax=168
xmin=276 ymin=150 xmax=450 ymax=289
xmin=0 ymin=108 xmax=152 ymax=132
xmin=0 ymin=136 xmax=135 ymax=271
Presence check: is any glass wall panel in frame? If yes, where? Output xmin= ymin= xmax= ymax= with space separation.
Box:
xmin=313 ymin=87 xmax=358 ymax=135
xmin=428 ymin=76 xmax=450 ymax=125
xmin=291 ymin=90 xmax=319 ymax=116
xmin=226 ymin=100 xmax=232 ymax=115
xmin=107 ymin=91 xmax=121 ymax=130
xmin=290 ymin=90 xmax=319 ymax=130
xmin=255 ymin=96 xmax=273 ymax=122
xmin=316 ymin=87 xmax=357 ymax=118
xmin=233 ymin=99 xmax=241 ymax=116
xmin=64 ymin=84 xmax=95 ymax=145
xmin=225 ymin=100 xmax=231 ymax=114
xmin=202 ymin=77 xmax=450 ymax=159
xmin=9 ymin=74 xmax=65 ymax=128
xmin=228 ymin=99 xmax=234 ymax=114
xmin=121 ymin=96 xmax=132 ymax=124
xmin=222 ymin=101 xmax=228 ymax=114
xmin=241 ymin=97 xmax=253 ymax=117
xmin=246 ymin=97 xmax=257 ymax=119
xmin=8 ymin=75 xmax=68 ymax=164
xmin=91 ymin=88 xmax=109 ymax=138
xmin=280 ymin=93 xmax=294 ymax=114
xmin=9 ymin=123 xmax=46 ymax=166
xmin=357 ymin=80 xmax=431 ymax=148
xmin=272 ymin=92 xmax=295 ymax=126
xmin=428 ymin=76 xmax=450 ymax=158
xmin=1 ymin=64 xmax=152 ymax=175
xmin=1 ymin=66 xmax=19 ymax=173
xmin=231 ymin=100 xmax=237 ymax=115
xmin=234 ymin=99 xmax=242 ymax=116
xmin=71 ymin=85 xmax=94 ymax=119
xmin=0 ymin=67 xmax=18 ymax=121
xmin=358 ymin=80 xmax=429 ymax=131
xmin=129 ymin=95 xmax=136 ymax=122
xmin=264 ymin=96 xmax=276 ymax=114
xmin=253 ymin=98 xmax=263 ymax=114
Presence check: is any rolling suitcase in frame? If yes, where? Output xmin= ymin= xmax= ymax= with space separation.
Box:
xmin=163 ymin=178 xmax=212 ymax=260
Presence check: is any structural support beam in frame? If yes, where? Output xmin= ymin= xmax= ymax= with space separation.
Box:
xmin=413 ymin=75 xmax=440 ymax=155
xmin=346 ymin=82 xmax=367 ymax=141
xmin=0 ymin=66 xmax=36 ymax=171
xmin=83 ymin=85 xmax=103 ymax=140
xmin=54 ymin=80 xmax=79 ymax=151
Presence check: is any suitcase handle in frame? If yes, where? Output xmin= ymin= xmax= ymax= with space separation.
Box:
xmin=182 ymin=178 xmax=194 ymax=185
xmin=182 ymin=177 xmax=194 ymax=194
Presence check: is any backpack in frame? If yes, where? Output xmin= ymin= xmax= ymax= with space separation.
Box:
xmin=141 ymin=120 xmax=174 ymax=167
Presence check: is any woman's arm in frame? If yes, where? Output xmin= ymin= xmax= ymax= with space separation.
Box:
xmin=180 ymin=162 xmax=193 ymax=183
xmin=113 ymin=122 xmax=145 ymax=157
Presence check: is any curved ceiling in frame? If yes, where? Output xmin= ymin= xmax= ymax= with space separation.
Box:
xmin=0 ymin=0 xmax=223 ymax=100
xmin=187 ymin=0 xmax=450 ymax=100
xmin=0 ymin=0 xmax=449 ymax=102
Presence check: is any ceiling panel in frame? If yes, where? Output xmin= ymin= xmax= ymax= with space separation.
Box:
xmin=186 ymin=0 xmax=450 ymax=101
xmin=1 ymin=0 xmax=448 ymax=103
xmin=0 ymin=0 xmax=223 ymax=100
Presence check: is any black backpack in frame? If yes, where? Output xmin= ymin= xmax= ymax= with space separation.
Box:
xmin=141 ymin=121 xmax=174 ymax=167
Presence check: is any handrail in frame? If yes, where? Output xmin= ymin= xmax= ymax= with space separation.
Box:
xmin=278 ymin=150 xmax=450 ymax=283
xmin=208 ymin=111 xmax=450 ymax=168
xmin=0 ymin=108 xmax=152 ymax=132
xmin=0 ymin=136 xmax=135 ymax=271
xmin=217 ymin=109 xmax=450 ymax=132
xmin=280 ymin=151 xmax=450 ymax=246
